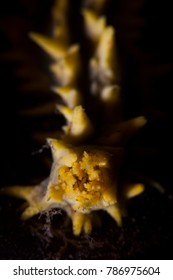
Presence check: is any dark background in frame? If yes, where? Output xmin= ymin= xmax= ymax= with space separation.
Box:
xmin=0 ymin=0 xmax=172 ymax=259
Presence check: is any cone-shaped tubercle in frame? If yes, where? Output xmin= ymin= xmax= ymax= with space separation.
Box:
xmin=82 ymin=9 xmax=106 ymax=43
xmin=47 ymin=138 xmax=77 ymax=166
xmin=69 ymin=106 xmax=94 ymax=142
xmin=50 ymin=44 xmax=80 ymax=86
xmin=52 ymin=86 xmax=82 ymax=108
xmin=29 ymin=32 xmax=67 ymax=60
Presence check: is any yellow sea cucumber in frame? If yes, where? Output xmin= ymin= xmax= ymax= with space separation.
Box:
xmin=3 ymin=0 xmax=147 ymax=235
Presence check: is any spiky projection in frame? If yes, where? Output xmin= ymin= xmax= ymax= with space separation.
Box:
xmin=4 ymin=0 xmax=147 ymax=235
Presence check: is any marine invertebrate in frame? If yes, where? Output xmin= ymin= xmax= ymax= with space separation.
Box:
xmin=4 ymin=0 xmax=147 ymax=235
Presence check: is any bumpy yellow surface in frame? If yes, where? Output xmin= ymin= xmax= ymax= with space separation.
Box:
xmin=47 ymin=144 xmax=123 ymax=234
xmin=5 ymin=139 xmax=144 ymax=235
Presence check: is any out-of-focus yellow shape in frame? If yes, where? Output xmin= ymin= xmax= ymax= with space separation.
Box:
xmin=101 ymin=85 xmax=121 ymax=103
xmin=4 ymin=182 xmax=50 ymax=220
xmin=52 ymin=86 xmax=82 ymax=108
xmin=124 ymin=183 xmax=145 ymax=199
xmin=99 ymin=116 xmax=147 ymax=146
xmin=68 ymin=106 xmax=94 ymax=142
xmin=52 ymin=0 xmax=69 ymax=43
xmin=53 ymin=24 xmax=69 ymax=45
xmin=50 ymin=45 xmax=80 ymax=86
xmin=4 ymin=186 xmax=34 ymax=201
xmin=89 ymin=25 xmax=120 ymax=98
xmin=82 ymin=9 xmax=106 ymax=44
xmin=57 ymin=105 xmax=93 ymax=143
xmin=52 ymin=0 xmax=68 ymax=22
xmin=83 ymin=0 xmax=107 ymax=13
xmin=96 ymin=26 xmax=116 ymax=82
xmin=57 ymin=105 xmax=73 ymax=122
xmin=29 ymin=32 xmax=67 ymax=60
